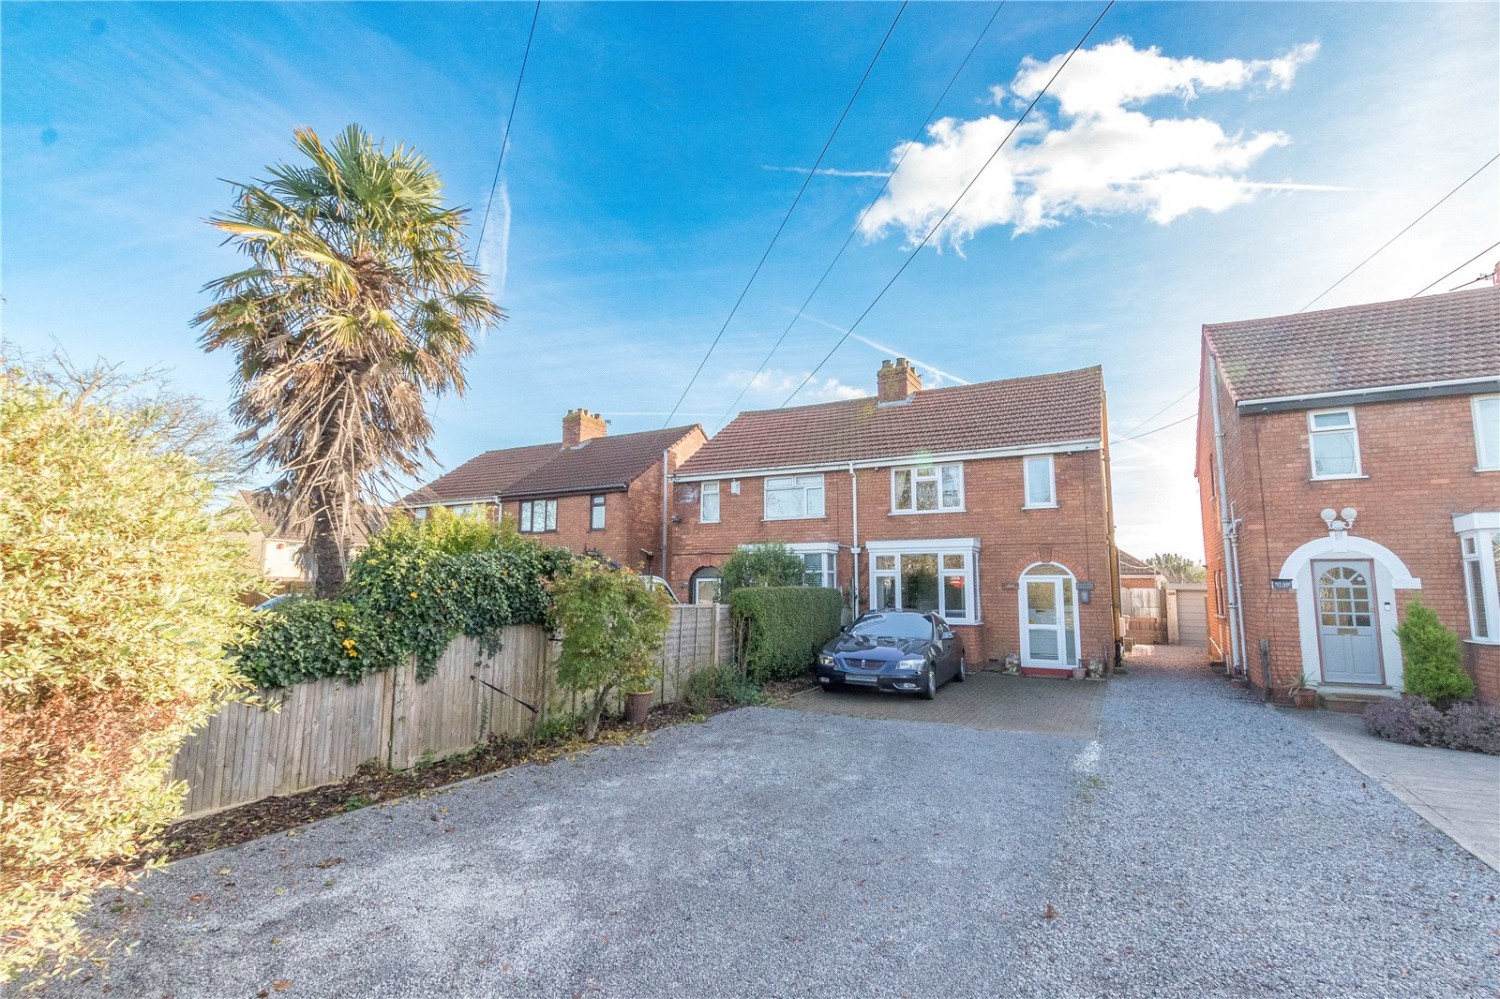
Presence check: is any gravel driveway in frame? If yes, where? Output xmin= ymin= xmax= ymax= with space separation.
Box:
xmin=49 ymin=662 xmax=1500 ymax=997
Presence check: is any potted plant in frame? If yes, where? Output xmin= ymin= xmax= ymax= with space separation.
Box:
xmin=1071 ymin=665 xmax=1086 ymax=680
xmin=624 ymin=685 xmax=655 ymax=726
xmin=1288 ymin=672 xmax=1317 ymax=709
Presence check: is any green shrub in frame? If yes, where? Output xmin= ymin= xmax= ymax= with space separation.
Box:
xmin=1398 ymin=599 xmax=1474 ymax=706
xmin=552 ymin=560 xmax=673 ymax=740
xmin=731 ymin=586 xmax=843 ymax=682
xmin=0 ymin=376 xmax=253 ymax=983
xmin=680 ymin=664 xmax=766 ymax=714
xmin=719 ymin=543 xmax=807 ymax=598
xmin=231 ymin=599 xmax=402 ymax=688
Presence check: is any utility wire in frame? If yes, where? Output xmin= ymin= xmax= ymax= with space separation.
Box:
xmin=661 ymin=1 xmax=910 ymax=427
xmin=474 ymin=1 xmax=542 ymax=266
xmin=1111 ymin=411 xmax=1195 ymax=443
xmin=1117 ymin=383 xmax=1196 ymax=440
xmin=1297 ymin=152 xmax=1498 ymax=313
xmin=1408 ymin=239 xmax=1500 ymax=298
xmin=782 ymin=0 xmax=1115 ymax=408
xmin=714 ymin=1 xmax=1007 ymax=430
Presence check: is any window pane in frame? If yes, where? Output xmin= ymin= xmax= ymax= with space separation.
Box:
xmin=765 ymin=486 xmax=801 ymax=519
xmin=901 ymin=554 xmax=939 ymax=613
xmin=701 ymin=483 xmax=720 ymax=523
xmin=805 ymin=481 xmax=825 ymax=518
xmin=1312 ymin=411 xmax=1352 ymax=429
xmin=1026 ymin=456 xmax=1053 ymax=505
xmin=520 ymin=503 xmax=532 ymax=532
xmin=1312 ymin=430 xmax=1358 ymax=476
xmin=875 ymin=555 xmax=895 ymax=571
xmin=591 ymin=495 xmax=606 ymax=530
xmin=1470 ymin=555 xmax=1492 ymax=639
xmin=915 ymin=478 xmax=937 ymax=511
xmin=941 ymin=466 xmax=961 ymax=508
xmin=697 ymin=579 xmax=720 ymax=604
xmin=893 ymin=470 xmax=912 ymax=510
xmin=1476 ymin=396 xmax=1499 ymax=467
xmin=943 ymin=554 xmax=964 ymax=570
xmin=545 ymin=501 xmax=557 ymax=531
xmin=876 ymin=575 xmax=897 ymax=611
xmin=942 ymin=574 xmax=966 ymax=619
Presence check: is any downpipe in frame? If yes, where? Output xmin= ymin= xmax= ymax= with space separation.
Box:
xmin=1208 ymin=355 xmax=1245 ymax=680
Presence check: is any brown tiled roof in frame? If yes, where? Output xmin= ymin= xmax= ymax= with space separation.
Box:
xmin=1117 ymin=549 xmax=1156 ymax=576
xmin=409 ymin=427 xmax=700 ymax=504
xmin=404 ymin=443 xmax=558 ymax=505
xmin=678 ymin=366 xmax=1104 ymax=476
xmin=1204 ymin=287 xmax=1500 ymax=402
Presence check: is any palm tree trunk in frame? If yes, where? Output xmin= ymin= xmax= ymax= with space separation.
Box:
xmin=310 ymin=499 xmax=346 ymax=599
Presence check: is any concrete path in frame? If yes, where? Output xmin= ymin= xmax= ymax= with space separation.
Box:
xmin=779 ymin=669 xmax=1105 ymax=737
xmin=1291 ymin=708 xmax=1500 ymax=871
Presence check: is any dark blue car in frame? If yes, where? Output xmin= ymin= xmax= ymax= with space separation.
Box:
xmin=814 ymin=610 xmax=967 ymax=699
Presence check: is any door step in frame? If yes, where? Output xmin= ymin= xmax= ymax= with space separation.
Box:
xmin=1317 ymin=690 xmax=1394 ymax=714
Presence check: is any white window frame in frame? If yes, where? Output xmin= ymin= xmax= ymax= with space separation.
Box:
xmin=1308 ymin=408 xmax=1363 ymax=480
xmin=700 ymin=481 xmax=721 ymax=524
xmin=865 ymin=538 xmax=980 ymax=625
xmin=891 ymin=463 xmax=964 ymax=514
xmin=1023 ymin=454 xmax=1056 ymax=509
xmin=590 ymin=494 xmax=606 ymax=531
xmin=1456 ymin=513 xmax=1500 ymax=644
xmin=788 ymin=542 xmax=838 ymax=589
xmin=519 ymin=499 xmax=557 ymax=533
xmin=763 ymin=475 xmax=825 ymax=521
xmin=1473 ymin=395 xmax=1499 ymax=471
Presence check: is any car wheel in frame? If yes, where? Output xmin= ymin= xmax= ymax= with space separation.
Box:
xmin=920 ymin=666 xmax=937 ymax=700
xmin=954 ymin=655 xmax=968 ymax=682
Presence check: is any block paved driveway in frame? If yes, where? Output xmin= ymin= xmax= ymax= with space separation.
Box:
xmin=53 ymin=651 xmax=1499 ymax=998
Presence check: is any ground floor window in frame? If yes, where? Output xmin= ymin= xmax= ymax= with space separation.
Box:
xmin=788 ymin=542 xmax=838 ymax=589
xmin=866 ymin=539 xmax=978 ymax=624
xmin=1456 ymin=513 xmax=1500 ymax=642
xmin=519 ymin=499 xmax=557 ymax=533
xmin=690 ymin=566 xmax=722 ymax=604
xmin=1020 ymin=562 xmax=1080 ymax=667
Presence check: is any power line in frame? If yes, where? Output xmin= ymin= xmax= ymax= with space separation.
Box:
xmin=474 ymin=1 xmax=542 ymax=265
xmin=1118 ymin=383 xmax=1196 ymax=440
xmin=1111 ymin=411 xmax=1195 ymax=443
xmin=1297 ymin=152 xmax=1498 ymax=313
xmin=714 ymin=1 xmax=1007 ymax=430
xmin=1408 ymin=239 xmax=1500 ymax=298
xmin=661 ymin=1 xmax=910 ymax=427
xmin=781 ymin=0 xmax=1114 ymax=408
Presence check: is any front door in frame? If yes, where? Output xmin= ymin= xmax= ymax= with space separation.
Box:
xmin=1024 ymin=578 xmax=1065 ymax=667
xmin=1314 ymin=560 xmax=1383 ymax=685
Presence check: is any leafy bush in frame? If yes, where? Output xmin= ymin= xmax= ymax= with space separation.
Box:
xmin=1397 ymin=599 xmax=1474 ymax=706
xmin=681 ymin=664 xmax=766 ymax=714
xmin=731 ymin=586 xmax=843 ymax=682
xmin=552 ymin=560 xmax=673 ymax=740
xmin=1 ymin=377 xmax=253 ymax=983
xmin=232 ymin=599 xmax=402 ymax=688
xmin=719 ymin=543 xmax=807 ymax=599
xmin=1363 ymin=698 xmax=1500 ymax=755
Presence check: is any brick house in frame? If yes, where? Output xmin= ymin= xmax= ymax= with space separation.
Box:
xmin=668 ymin=360 xmax=1120 ymax=675
xmin=1196 ymin=286 xmax=1500 ymax=705
xmin=406 ymin=410 xmax=706 ymax=576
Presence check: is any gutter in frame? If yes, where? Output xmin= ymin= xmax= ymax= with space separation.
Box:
xmin=1235 ymin=375 xmax=1500 ymax=415
xmin=671 ymin=437 xmax=1105 ymax=484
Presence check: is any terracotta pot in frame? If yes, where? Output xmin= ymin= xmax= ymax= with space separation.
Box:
xmin=1292 ymin=688 xmax=1318 ymax=710
xmin=1071 ymin=667 xmax=1086 ymax=681
xmin=625 ymin=690 xmax=654 ymax=725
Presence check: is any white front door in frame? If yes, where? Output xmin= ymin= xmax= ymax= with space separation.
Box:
xmin=1314 ymin=560 xmax=1383 ymax=685
xmin=1023 ymin=578 xmax=1066 ymax=666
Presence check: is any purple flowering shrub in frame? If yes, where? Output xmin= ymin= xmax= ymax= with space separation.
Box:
xmin=1364 ymin=698 xmax=1500 ymax=755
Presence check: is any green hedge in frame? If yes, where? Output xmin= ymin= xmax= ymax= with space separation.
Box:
xmin=731 ymin=586 xmax=843 ymax=682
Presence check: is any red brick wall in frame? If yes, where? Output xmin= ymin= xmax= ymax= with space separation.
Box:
xmin=1199 ymin=346 xmax=1499 ymax=701
xmin=668 ymin=446 xmax=1118 ymax=666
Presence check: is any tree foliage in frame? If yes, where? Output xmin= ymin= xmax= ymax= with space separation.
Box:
xmin=1146 ymin=552 xmax=1206 ymax=583
xmin=551 ymin=560 xmax=672 ymax=740
xmin=0 ymin=372 xmax=253 ymax=984
xmin=1397 ymin=599 xmax=1474 ymax=707
xmin=195 ymin=124 xmax=503 ymax=597
xmin=719 ymin=543 xmax=807 ymax=599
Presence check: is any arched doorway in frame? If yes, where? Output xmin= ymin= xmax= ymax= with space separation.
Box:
xmin=1019 ymin=562 xmax=1080 ymax=669
xmin=689 ymin=566 xmax=722 ymax=604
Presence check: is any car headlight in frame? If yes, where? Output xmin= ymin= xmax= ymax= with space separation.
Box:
xmin=818 ymin=654 xmax=835 ymax=667
xmin=897 ymin=657 xmax=927 ymax=672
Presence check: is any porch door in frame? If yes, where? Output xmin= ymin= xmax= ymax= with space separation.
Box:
xmin=1023 ymin=578 xmax=1065 ymax=666
xmin=1314 ymin=560 xmax=1383 ymax=685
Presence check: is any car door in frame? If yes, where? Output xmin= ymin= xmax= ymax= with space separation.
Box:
xmin=930 ymin=614 xmax=957 ymax=680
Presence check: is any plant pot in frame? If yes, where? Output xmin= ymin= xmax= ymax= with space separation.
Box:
xmin=1292 ymin=688 xmax=1318 ymax=710
xmin=625 ymin=690 xmax=654 ymax=726
xmin=1071 ymin=667 xmax=1086 ymax=681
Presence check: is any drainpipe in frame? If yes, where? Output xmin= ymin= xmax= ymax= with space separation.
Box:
xmin=661 ymin=449 xmax=670 ymax=585
xmin=1228 ymin=501 xmax=1249 ymax=678
xmin=1208 ymin=354 xmax=1245 ymax=679
xmin=849 ymin=462 xmax=861 ymax=619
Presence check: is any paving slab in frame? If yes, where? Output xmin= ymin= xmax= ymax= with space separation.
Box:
xmin=777 ymin=670 xmax=1106 ymax=737
xmin=1291 ymin=708 xmax=1500 ymax=871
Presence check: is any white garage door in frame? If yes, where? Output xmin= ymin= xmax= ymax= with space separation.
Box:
xmin=1177 ymin=592 xmax=1209 ymax=647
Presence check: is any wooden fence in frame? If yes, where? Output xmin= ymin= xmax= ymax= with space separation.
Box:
xmin=170 ymin=603 xmax=731 ymax=819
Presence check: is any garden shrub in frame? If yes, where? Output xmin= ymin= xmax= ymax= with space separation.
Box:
xmin=1363 ymin=698 xmax=1500 ymax=755
xmin=719 ymin=542 xmax=807 ymax=599
xmin=0 ymin=377 xmax=253 ymax=983
xmin=231 ymin=599 xmax=402 ymax=688
xmin=552 ymin=560 xmax=673 ymax=740
xmin=731 ymin=586 xmax=843 ymax=682
xmin=681 ymin=664 xmax=766 ymax=714
xmin=1397 ymin=599 xmax=1474 ymax=706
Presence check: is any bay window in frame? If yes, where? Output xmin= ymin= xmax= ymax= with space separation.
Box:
xmin=764 ymin=475 xmax=825 ymax=520
xmin=892 ymin=463 xmax=963 ymax=513
xmin=1456 ymin=513 xmax=1500 ymax=643
xmin=519 ymin=499 xmax=557 ymax=533
xmin=788 ymin=543 xmax=838 ymax=589
xmin=867 ymin=539 xmax=979 ymax=624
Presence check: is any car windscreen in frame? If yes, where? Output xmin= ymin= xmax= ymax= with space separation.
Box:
xmin=849 ymin=613 xmax=932 ymax=640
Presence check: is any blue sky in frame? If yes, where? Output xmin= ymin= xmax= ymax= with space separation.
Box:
xmin=4 ymin=2 xmax=1497 ymax=559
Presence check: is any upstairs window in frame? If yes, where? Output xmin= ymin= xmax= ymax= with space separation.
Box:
xmin=1309 ymin=409 xmax=1361 ymax=479
xmin=1474 ymin=395 xmax=1499 ymax=471
xmin=519 ymin=499 xmax=557 ymax=533
xmin=1024 ymin=454 xmax=1056 ymax=508
xmin=764 ymin=475 xmax=825 ymax=520
xmin=892 ymin=464 xmax=963 ymax=513
xmin=700 ymin=481 xmax=720 ymax=524
xmin=590 ymin=494 xmax=606 ymax=530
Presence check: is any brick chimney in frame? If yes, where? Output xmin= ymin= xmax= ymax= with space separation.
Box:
xmin=562 ymin=408 xmax=607 ymax=447
xmin=876 ymin=358 xmax=922 ymax=404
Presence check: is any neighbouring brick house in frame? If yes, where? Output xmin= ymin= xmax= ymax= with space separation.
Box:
xmin=1196 ymin=286 xmax=1500 ymax=705
xmin=668 ymin=359 xmax=1120 ymax=675
xmin=406 ymin=410 xmax=705 ymax=576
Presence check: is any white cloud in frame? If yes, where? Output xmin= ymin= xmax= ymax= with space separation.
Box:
xmin=721 ymin=368 xmax=869 ymax=403
xmin=762 ymin=165 xmax=891 ymax=179
xmin=859 ymin=38 xmax=1326 ymax=246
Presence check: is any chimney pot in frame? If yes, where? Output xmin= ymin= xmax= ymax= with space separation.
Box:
xmin=562 ymin=408 xmax=608 ymax=447
xmin=876 ymin=357 xmax=922 ymax=404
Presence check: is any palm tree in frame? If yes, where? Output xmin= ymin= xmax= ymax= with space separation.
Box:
xmin=196 ymin=125 xmax=502 ymax=597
